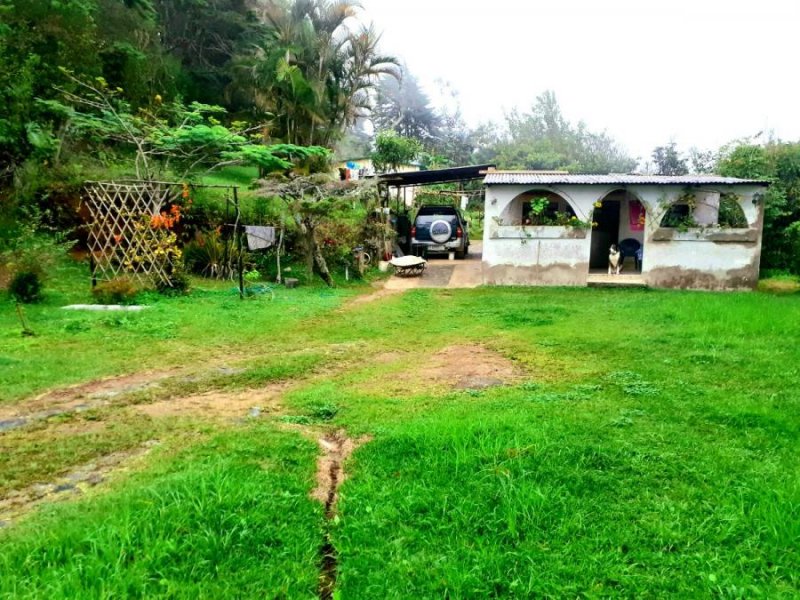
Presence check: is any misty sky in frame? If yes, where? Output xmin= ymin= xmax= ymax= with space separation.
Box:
xmin=360 ymin=0 xmax=800 ymax=163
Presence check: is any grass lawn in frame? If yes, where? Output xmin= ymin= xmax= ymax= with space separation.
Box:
xmin=0 ymin=259 xmax=358 ymax=403
xmin=1 ymin=267 xmax=799 ymax=598
xmin=0 ymin=425 xmax=322 ymax=599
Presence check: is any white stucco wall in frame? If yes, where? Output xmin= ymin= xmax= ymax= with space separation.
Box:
xmin=483 ymin=183 xmax=767 ymax=290
xmin=638 ymin=185 xmax=764 ymax=289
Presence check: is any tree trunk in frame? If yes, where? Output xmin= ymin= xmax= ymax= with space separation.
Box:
xmin=312 ymin=238 xmax=334 ymax=287
xmin=304 ymin=227 xmax=314 ymax=276
xmin=275 ymin=226 xmax=284 ymax=284
xmin=302 ymin=219 xmax=334 ymax=287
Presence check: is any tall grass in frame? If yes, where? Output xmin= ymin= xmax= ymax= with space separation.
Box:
xmin=0 ymin=425 xmax=321 ymax=599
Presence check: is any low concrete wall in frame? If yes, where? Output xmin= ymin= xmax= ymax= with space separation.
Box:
xmin=483 ymin=237 xmax=589 ymax=286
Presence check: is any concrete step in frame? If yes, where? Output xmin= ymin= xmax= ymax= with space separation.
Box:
xmin=587 ymin=274 xmax=647 ymax=288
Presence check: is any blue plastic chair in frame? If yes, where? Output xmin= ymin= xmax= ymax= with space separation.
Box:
xmin=618 ymin=238 xmax=642 ymax=271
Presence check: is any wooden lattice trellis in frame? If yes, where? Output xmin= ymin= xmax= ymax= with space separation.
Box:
xmin=83 ymin=181 xmax=179 ymax=286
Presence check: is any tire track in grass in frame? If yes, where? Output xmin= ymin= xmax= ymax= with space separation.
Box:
xmin=0 ymin=440 xmax=159 ymax=526
xmin=1 ymin=343 xmax=371 ymax=434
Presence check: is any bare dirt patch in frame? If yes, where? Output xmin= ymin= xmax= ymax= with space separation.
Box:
xmin=135 ymin=382 xmax=292 ymax=421
xmin=372 ymin=350 xmax=411 ymax=365
xmin=0 ymin=441 xmax=158 ymax=526
xmin=341 ymin=285 xmax=405 ymax=309
xmin=0 ymin=363 xmax=258 ymax=433
xmin=418 ymin=344 xmax=523 ymax=390
xmin=354 ymin=344 xmax=523 ymax=398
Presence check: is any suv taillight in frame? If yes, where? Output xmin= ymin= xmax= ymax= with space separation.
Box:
xmin=411 ymin=226 xmax=416 ymax=238
xmin=456 ymin=226 xmax=463 ymax=238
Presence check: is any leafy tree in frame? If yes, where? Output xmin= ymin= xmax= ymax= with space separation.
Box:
xmin=258 ymin=174 xmax=370 ymax=286
xmin=153 ymin=0 xmax=260 ymax=108
xmin=718 ymin=142 xmax=800 ymax=273
xmin=370 ymin=72 xmax=491 ymax=167
xmin=0 ymin=0 xmax=100 ymax=168
xmin=486 ymin=91 xmax=636 ymax=173
xmin=233 ymin=0 xmax=399 ymax=147
xmin=371 ymin=71 xmax=440 ymax=144
xmin=334 ymin=121 xmax=373 ymax=160
xmin=96 ymin=0 xmax=180 ymax=107
xmin=651 ymin=142 xmax=688 ymax=175
xmin=45 ymin=71 xmax=328 ymax=179
xmin=427 ymin=82 xmax=496 ymax=167
xmin=371 ymin=130 xmax=421 ymax=173
xmin=718 ymin=143 xmax=770 ymax=178
xmin=688 ymin=147 xmax=718 ymax=174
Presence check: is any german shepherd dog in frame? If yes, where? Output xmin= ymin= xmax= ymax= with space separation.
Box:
xmin=608 ymin=244 xmax=622 ymax=275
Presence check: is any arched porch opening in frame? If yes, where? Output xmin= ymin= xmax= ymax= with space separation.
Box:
xmin=501 ymin=189 xmax=577 ymax=225
xmin=659 ymin=190 xmax=749 ymax=229
xmin=589 ymin=189 xmax=646 ymax=272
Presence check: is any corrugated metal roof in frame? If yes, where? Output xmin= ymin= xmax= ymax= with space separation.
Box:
xmin=483 ymin=171 xmax=768 ymax=186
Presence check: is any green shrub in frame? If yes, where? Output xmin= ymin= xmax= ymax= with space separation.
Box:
xmin=155 ymin=269 xmax=191 ymax=296
xmin=309 ymin=402 xmax=339 ymax=421
xmin=184 ymin=230 xmax=247 ymax=278
xmin=787 ymin=222 xmax=800 ymax=275
xmin=9 ymin=270 xmax=43 ymax=303
xmin=91 ymin=278 xmax=139 ymax=304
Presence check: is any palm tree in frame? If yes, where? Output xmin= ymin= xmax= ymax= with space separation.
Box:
xmin=235 ymin=0 xmax=399 ymax=147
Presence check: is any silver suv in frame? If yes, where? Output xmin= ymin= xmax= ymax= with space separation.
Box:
xmin=410 ymin=205 xmax=469 ymax=259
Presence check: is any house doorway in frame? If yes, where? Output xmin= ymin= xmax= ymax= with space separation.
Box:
xmin=589 ymin=190 xmax=646 ymax=273
xmin=589 ymin=199 xmax=621 ymax=270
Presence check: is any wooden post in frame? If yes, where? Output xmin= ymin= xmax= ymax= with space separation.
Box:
xmin=222 ymin=192 xmax=231 ymax=279
xmin=276 ymin=224 xmax=284 ymax=284
xmin=89 ymin=254 xmax=97 ymax=288
xmin=234 ymin=186 xmax=244 ymax=299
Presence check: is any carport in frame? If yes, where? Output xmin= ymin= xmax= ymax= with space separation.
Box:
xmin=378 ymin=164 xmax=495 ymax=255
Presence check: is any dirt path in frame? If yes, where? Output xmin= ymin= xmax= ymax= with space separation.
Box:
xmin=0 ymin=379 xmax=298 ymax=526
xmin=133 ymin=382 xmax=292 ymax=421
xmin=0 ymin=362 xmax=253 ymax=429
xmin=0 ymin=358 xmax=368 ymax=532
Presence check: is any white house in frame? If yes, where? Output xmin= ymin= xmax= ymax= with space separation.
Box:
xmin=333 ymin=157 xmax=422 ymax=206
xmin=482 ymin=171 xmax=769 ymax=290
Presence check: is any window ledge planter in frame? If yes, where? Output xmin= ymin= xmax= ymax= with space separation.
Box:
xmin=490 ymin=225 xmax=588 ymax=240
xmin=652 ymin=227 xmax=757 ymax=243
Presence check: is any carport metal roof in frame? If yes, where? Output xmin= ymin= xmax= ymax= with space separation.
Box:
xmin=379 ymin=164 xmax=496 ymax=187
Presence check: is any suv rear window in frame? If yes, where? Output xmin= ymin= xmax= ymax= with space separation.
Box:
xmin=415 ymin=214 xmax=454 ymax=224
xmin=416 ymin=206 xmax=459 ymax=217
